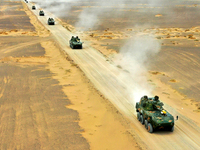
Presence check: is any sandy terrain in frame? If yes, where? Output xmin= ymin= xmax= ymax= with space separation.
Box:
xmin=1 ymin=0 xmax=200 ymax=149
xmin=0 ymin=1 xmax=89 ymax=150
xmin=25 ymin=1 xmax=200 ymax=149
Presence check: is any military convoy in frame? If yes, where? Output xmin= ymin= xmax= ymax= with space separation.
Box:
xmin=39 ymin=10 xmax=44 ymax=16
xmin=69 ymin=36 xmax=83 ymax=49
xmin=136 ymin=96 xmax=174 ymax=133
xmin=28 ymin=4 xmax=176 ymax=134
xmin=48 ymin=18 xmax=55 ymax=25
xmin=32 ymin=5 xmax=36 ymax=10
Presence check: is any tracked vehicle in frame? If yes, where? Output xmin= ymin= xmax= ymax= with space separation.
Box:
xmin=39 ymin=10 xmax=44 ymax=16
xmin=48 ymin=18 xmax=55 ymax=25
xmin=32 ymin=5 xmax=36 ymax=10
xmin=136 ymin=96 xmax=174 ymax=133
xmin=69 ymin=36 xmax=83 ymax=49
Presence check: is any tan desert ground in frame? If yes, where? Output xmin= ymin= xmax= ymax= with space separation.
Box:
xmin=0 ymin=0 xmax=200 ymax=150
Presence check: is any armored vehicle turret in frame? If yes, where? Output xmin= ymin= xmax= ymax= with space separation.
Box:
xmin=32 ymin=5 xmax=36 ymax=10
xmin=48 ymin=18 xmax=55 ymax=25
xmin=69 ymin=36 xmax=83 ymax=49
xmin=136 ymin=95 xmax=174 ymax=133
xmin=39 ymin=10 xmax=44 ymax=16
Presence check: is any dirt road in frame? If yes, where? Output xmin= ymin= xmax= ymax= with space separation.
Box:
xmin=27 ymin=1 xmax=200 ymax=150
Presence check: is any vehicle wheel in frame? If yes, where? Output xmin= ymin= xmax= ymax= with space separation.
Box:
xmin=140 ymin=115 xmax=144 ymax=124
xmin=147 ymin=123 xmax=153 ymax=133
xmin=170 ymin=126 xmax=174 ymax=132
xmin=137 ymin=112 xmax=140 ymax=121
xmin=145 ymin=120 xmax=148 ymax=129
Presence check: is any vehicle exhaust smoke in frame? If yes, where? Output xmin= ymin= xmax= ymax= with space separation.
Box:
xmin=114 ymin=33 xmax=161 ymax=104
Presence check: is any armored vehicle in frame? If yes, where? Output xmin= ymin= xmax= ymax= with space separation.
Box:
xmin=32 ymin=6 xmax=36 ymax=10
xmin=39 ymin=10 xmax=44 ymax=16
xmin=48 ymin=18 xmax=55 ymax=25
xmin=136 ymin=95 xmax=174 ymax=133
xmin=69 ymin=36 xmax=83 ymax=49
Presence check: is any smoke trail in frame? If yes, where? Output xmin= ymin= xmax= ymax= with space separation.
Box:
xmin=114 ymin=33 xmax=162 ymax=104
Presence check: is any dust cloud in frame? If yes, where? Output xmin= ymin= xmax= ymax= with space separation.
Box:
xmin=31 ymin=0 xmax=162 ymax=103
xmin=114 ymin=33 xmax=162 ymax=104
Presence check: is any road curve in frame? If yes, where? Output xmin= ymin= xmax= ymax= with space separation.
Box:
xmin=26 ymin=2 xmax=200 ymax=149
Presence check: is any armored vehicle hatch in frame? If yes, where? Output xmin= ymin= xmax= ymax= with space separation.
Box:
xmin=136 ymin=95 xmax=174 ymax=133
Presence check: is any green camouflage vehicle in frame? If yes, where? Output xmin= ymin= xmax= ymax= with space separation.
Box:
xmin=48 ymin=18 xmax=55 ymax=25
xmin=136 ymin=96 xmax=174 ymax=133
xmin=69 ymin=36 xmax=83 ymax=49
xmin=32 ymin=5 xmax=36 ymax=10
xmin=39 ymin=10 xmax=44 ymax=16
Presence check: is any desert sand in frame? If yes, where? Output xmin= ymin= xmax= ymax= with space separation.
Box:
xmin=0 ymin=0 xmax=200 ymax=150
xmin=27 ymin=0 xmax=200 ymax=149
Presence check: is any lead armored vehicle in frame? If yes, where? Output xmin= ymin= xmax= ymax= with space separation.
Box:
xmin=136 ymin=96 xmax=174 ymax=133
xmin=48 ymin=18 xmax=55 ymax=25
xmin=39 ymin=10 xmax=44 ymax=16
xmin=69 ymin=36 xmax=83 ymax=49
xmin=32 ymin=5 xmax=36 ymax=10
